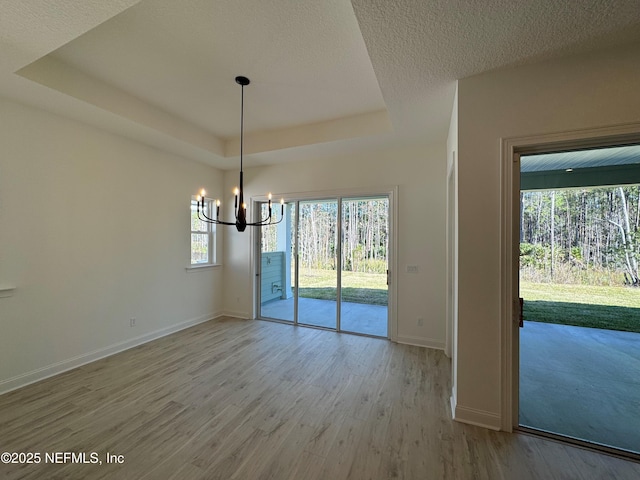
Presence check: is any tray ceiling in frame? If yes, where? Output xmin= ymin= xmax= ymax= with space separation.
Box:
xmin=3 ymin=0 xmax=640 ymax=169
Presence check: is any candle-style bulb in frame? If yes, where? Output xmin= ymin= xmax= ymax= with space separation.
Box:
xmin=216 ymin=199 xmax=221 ymax=207
xmin=234 ymin=187 xmax=239 ymax=196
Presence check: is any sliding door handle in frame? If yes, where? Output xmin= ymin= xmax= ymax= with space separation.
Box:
xmin=519 ymin=297 xmax=524 ymax=328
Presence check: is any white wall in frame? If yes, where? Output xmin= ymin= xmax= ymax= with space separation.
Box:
xmin=455 ymin=42 xmax=640 ymax=428
xmin=0 ymin=98 xmax=224 ymax=393
xmin=221 ymin=143 xmax=447 ymax=348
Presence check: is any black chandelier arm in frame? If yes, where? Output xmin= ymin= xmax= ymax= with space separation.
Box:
xmin=197 ymin=209 xmax=216 ymax=222
xmin=197 ymin=210 xmax=234 ymax=226
xmin=246 ymin=214 xmax=284 ymax=227
xmin=198 ymin=209 xmax=283 ymax=227
xmin=249 ymin=200 xmax=286 ymax=226
xmin=253 ymin=209 xmax=276 ymax=225
xmin=235 ymin=202 xmax=272 ymax=225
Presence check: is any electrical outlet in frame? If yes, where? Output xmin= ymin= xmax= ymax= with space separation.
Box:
xmin=407 ymin=265 xmax=419 ymax=273
xmin=130 ymin=317 xmax=136 ymax=327
xmin=417 ymin=316 xmax=423 ymax=326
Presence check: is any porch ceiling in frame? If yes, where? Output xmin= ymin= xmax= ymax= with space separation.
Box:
xmin=521 ymin=145 xmax=640 ymax=190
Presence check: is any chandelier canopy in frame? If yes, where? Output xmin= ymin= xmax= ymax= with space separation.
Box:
xmin=196 ymin=76 xmax=283 ymax=232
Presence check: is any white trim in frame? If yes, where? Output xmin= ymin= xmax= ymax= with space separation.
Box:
xmin=191 ymin=196 xmax=216 ymax=266
xmin=453 ymin=404 xmax=501 ymax=431
xmin=0 ymin=312 xmax=222 ymax=395
xmin=500 ymin=137 xmax=516 ymax=432
xmin=251 ymin=185 xmax=399 ymax=203
xmin=250 ymin=204 xmax=259 ymax=320
xmin=445 ymin=153 xmax=457 ymax=359
xmin=185 ymin=264 xmax=222 ymax=271
xmin=396 ymin=335 xmax=444 ymax=350
xmin=389 ymin=186 xmax=399 ymax=342
xmin=221 ymin=309 xmax=251 ymax=319
xmin=500 ymin=122 xmax=640 ymax=432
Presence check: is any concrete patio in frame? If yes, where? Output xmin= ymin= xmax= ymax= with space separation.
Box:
xmin=260 ymin=297 xmax=388 ymax=337
xmin=520 ymin=321 xmax=640 ymax=455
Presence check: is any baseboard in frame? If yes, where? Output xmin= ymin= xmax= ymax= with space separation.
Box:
xmin=396 ymin=334 xmax=445 ymax=350
xmin=0 ymin=312 xmax=222 ymax=396
xmin=453 ymin=403 xmax=502 ymax=431
xmin=220 ymin=309 xmax=250 ymax=319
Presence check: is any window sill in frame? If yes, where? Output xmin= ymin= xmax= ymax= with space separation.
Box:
xmin=0 ymin=286 xmax=16 ymax=298
xmin=185 ymin=264 xmax=222 ymax=272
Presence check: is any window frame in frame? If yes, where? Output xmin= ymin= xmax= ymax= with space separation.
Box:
xmin=190 ymin=196 xmax=216 ymax=266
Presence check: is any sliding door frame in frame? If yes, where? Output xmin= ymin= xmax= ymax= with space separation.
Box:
xmin=252 ymin=186 xmax=398 ymax=341
xmin=500 ymin=123 xmax=640 ymax=432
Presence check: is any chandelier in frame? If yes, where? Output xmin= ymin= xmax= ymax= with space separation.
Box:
xmin=196 ymin=76 xmax=283 ymax=232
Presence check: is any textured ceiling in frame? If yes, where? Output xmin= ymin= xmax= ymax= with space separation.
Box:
xmin=351 ymin=0 xmax=640 ymax=141
xmin=2 ymin=0 xmax=640 ymax=169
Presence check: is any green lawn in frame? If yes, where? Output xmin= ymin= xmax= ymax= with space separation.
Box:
xmin=297 ymin=268 xmax=388 ymax=306
xmin=293 ymin=272 xmax=640 ymax=331
xmin=521 ymin=281 xmax=640 ymax=333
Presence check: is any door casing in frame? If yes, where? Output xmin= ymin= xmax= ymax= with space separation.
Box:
xmin=500 ymin=124 xmax=640 ymax=431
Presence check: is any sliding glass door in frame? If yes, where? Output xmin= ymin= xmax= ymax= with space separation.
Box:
xmin=258 ymin=202 xmax=295 ymax=322
xmin=340 ymin=197 xmax=388 ymax=337
xmin=258 ymin=194 xmax=389 ymax=338
xmin=297 ymin=200 xmax=338 ymax=329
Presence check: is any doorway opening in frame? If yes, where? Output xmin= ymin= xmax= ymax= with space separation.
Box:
xmin=517 ymin=144 xmax=640 ymax=457
xmin=257 ymin=193 xmax=391 ymax=338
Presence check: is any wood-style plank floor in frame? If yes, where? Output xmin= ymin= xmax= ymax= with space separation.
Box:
xmin=1 ymin=317 xmax=638 ymax=479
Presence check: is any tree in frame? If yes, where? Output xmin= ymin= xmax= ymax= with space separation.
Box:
xmin=611 ymin=187 xmax=639 ymax=285
xmin=520 ymin=185 xmax=640 ymax=285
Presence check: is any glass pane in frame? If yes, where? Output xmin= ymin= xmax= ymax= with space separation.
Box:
xmin=518 ymin=183 xmax=640 ymax=455
xmin=191 ymin=233 xmax=209 ymax=264
xmin=297 ymin=200 xmax=337 ymax=329
xmin=261 ymin=203 xmax=278 ymax=252
xmin=259 ymin=202 xmax=295 ymax=322
xmin=191 ymin=201 xmax=209 ymax=232
xmin=340 ymin=197 xmax=388 ymax=337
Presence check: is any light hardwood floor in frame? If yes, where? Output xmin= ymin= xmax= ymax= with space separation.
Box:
xmin=1 ymin=317 xmax=638 ymax=479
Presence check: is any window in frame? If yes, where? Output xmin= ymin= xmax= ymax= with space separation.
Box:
xmin=190 ymin=196 xmax=215 ymax=265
